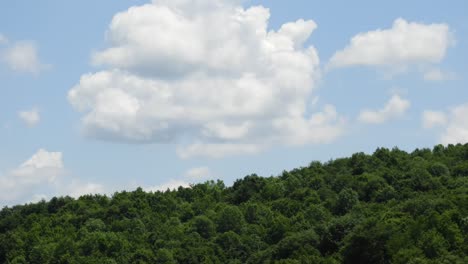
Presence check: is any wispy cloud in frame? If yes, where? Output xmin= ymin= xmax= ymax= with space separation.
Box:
xmin=358 ymin=95 xmax=410 ymax=124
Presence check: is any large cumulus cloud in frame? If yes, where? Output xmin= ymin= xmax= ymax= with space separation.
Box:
xmin=68 ymin=0 xmax=344 ymax=158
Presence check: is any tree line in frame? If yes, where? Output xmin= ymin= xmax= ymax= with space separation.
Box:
xmin=1 ymin=144 xmax=467 ymax=263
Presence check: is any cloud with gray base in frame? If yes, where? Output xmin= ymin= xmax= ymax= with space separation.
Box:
xmin=69 ymin=0 xmax=345 ymax=158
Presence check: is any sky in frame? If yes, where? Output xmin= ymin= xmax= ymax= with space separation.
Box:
xmin=1 ymin=0 xmax=467 ymax=206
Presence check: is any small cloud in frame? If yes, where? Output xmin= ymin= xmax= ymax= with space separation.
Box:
xmin=328 ymin=18 xmax=453 ymax=72
xmin=18 ymin=108 xmax=40 ymax=127
xmin=0 ymin=149 xmax=109 ymax=206
xmin=422 ymin=110 xmax=447 ymax=129
xmin=440 ymin=104 xmax=468 ymax=144
xmin=67 ymin=182 xmax=105 ymax=198
xmin=27 ymin=194 xmax=48 ymax=204
xmin=11 ymin=149 xmax=64 ymax=184
xmin=185 ymin=167 xmax=212 ymax=180
xmin=422 ymin=104 xmax=468 ymax=145
xmin=146 ymin=179 xmax=190 ymax=192
xmin=3 ymin=41 xmax=49 ymax=74
xmin=358 ymin=95 xmax=410 ymax=124
xmin=423 ymin=68 xmax=456 ymax=81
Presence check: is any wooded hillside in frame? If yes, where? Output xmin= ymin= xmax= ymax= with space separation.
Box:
xmin=1 ymin=144 xmax=467 ymax=263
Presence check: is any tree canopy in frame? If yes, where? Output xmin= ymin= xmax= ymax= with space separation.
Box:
xmin=1 ymin=144 xmax=467 ymax=263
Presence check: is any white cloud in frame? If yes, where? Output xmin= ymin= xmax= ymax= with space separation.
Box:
xmin=146 ymin=167 xmax=215 ymax=193
xmin=27 ymin=194 xmax=48 ymax=204
xmin=358 ymin=95 xmax=410 ymax=124
xmin=0 ymin=149 xmax=108 ymax=206
xmin=329 ymin=18 xmax=453 ymax=70
xmin=437 ymin=104 xmax=468 ymax=145
xmin=0 ymin=149 xmax=65 ymax=205
xmin=68 ymin=0 xmax=344 ymax=158
xmin=422 ymin=110 xmax=447 ymax=128
xmin=11 ymin=149 xmax=64 ymax=184
xmin=146 ymin=179 xmax=190 ymax=192
xmin=185 ymin=166 xmax=213 ymax=180
xmin=423 ymin=68 xmax=456 ymax=81
xmin=3 ymin=41 xmax=48 ymax=74
xmin=18 ymin=108 xmax=40 ymax=127
xmin=272 ymin=104 xmax=345 ymax=145
xmin=67 ymin=182 xmax=105 ymax=198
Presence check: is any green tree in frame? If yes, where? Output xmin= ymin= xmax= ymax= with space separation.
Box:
xmin=217 ymin=206 xmax=244 ymax=233
xmin=191 ymin=215 xmax=216 ymax=239
xmin=335 ymin=188 xmax=359 ymax=215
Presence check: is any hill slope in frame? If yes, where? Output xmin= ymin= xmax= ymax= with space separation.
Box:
xmin=1 ymin=144 xmax=467 ymax=263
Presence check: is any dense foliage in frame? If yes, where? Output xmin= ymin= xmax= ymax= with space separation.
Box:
xmin=1 ymin=144 xmax=467 ymax=263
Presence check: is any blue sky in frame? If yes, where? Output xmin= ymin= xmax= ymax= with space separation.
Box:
xmin=1 ymin=0 xmax=467 ymax=206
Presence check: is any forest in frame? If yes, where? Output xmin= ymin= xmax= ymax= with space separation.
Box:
xmin=0 ymin=144 xmax=467 ymax=263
